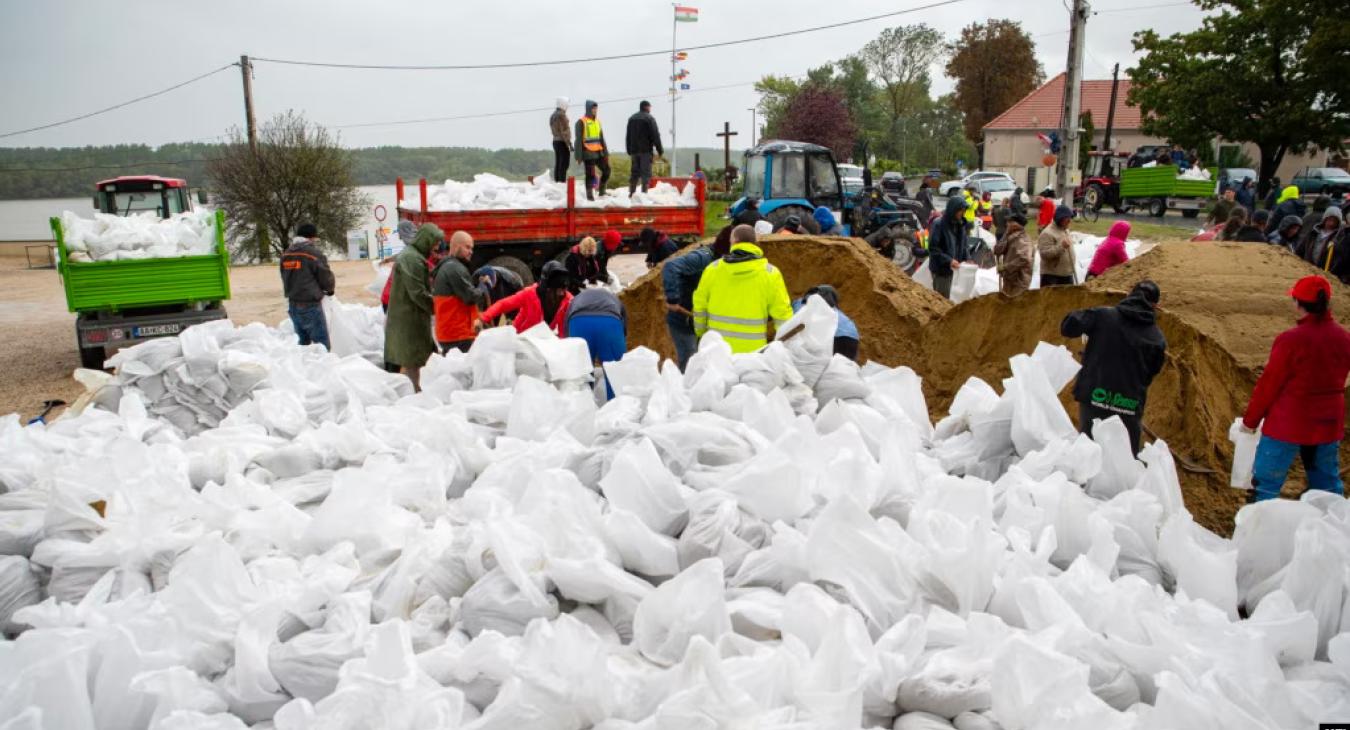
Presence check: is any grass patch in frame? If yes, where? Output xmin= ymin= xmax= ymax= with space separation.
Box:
xmin=704 ymin=199 xmax=731 ymax=235
xmin=1073 ymin=215 xmax=1198 ymax=243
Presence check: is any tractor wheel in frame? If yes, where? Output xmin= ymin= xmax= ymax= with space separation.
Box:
xmin=1084 ymin=184 xmax=1105 ymax=211
xmin=487 ymin=255 xmax=534 ymax=286
xmin=1148 ymin=198 xmax=1167 ymax=218
xmin=764 ymin=205 xmax=820 ymax=235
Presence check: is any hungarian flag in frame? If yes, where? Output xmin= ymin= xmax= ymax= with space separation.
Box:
xmin=673 ymin=51 xmax=688 ymax=61
xmin=674 ymin=6 xmax=698 ymax=22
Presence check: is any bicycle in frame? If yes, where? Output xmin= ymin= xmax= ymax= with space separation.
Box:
xmin=1074 ymin=198 xmax=1101 ymax=224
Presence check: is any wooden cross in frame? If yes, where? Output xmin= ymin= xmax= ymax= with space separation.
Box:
xmin=716 ymin=122 xmax=738 ymax=184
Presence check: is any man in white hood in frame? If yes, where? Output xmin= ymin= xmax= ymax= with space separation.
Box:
xmin=550 ymin=97 xmax=571 ymax=183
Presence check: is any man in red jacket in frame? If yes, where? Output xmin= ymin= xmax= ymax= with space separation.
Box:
xmin=1241 ymin=275 xmax=1350 ymax=501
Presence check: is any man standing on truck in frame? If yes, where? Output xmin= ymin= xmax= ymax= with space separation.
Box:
xmin=280 ymin=223 xmax=336 ymax=350
xmin=432 ymin=231 xmax=487 ymax=355
xmin=550 ymin=98 xmax=571 ymax=183
xmin=626 ymin=101 xmax=664 ymax=195
xmin=385 ymin=224 xmax=443 ymax=391
xmin=575 ymin=100 xmax=610 ymax=201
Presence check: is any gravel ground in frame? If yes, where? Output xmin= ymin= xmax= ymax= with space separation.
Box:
xmin=0 ymin=254 xmax=650 ymax=422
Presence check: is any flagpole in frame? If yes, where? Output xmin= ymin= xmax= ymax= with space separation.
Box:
xmin=670 ymin=4 xmax=678 ymax=176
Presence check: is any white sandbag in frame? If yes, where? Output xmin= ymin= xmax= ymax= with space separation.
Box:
xmin=631 ymin=557 xmax=730 ymax=666
xmin=1007 ymin=354 xmax=1076 ymax=456
xmin=815 ymin=354 xmax=872 ymax=404
xmin=949 ymin=264 xmax=979 ymax=304
xmin=1227 ymin=418 xmax=1258 ymax=490
xmin=599 ymin=438 xmax=689 ymax=536
xmin=777 ymin=294 xmax=837 ymax=387
xmin=1158 ymin=511 xmax=1238 ymax=620
xmin=0 ymin=556 xmax=41 ymax=633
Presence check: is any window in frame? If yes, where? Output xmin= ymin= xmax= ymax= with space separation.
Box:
xmin=743 ymin=154 xmax=767 ymax=199
xmin=110 ymin=191 xmax=167 ymax=218
xmin=166 ymin=189 xmax=187 ymax=215
xmin=807 ymin=154 xmax=839 ymax=200
xmin=770 ymin=154 xmax=806 ymax=199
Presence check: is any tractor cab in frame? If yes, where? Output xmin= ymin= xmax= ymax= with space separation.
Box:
xmin=731 ymin=140 xmax=845 ymax=233
xmin=94 ymin=176 xmax=202 ymax=219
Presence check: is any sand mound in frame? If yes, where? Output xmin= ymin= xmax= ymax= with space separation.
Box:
xmin=622 ymin=237 xmax=1346 ymax=534
xmin=621 ymin=234 xmax=950 ymax=365
xmin=927 ymin=241 xmax=1350 ymax=533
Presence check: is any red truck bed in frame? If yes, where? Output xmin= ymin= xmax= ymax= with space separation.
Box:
xmin=396 ymin=176 xmax=705 ymax=248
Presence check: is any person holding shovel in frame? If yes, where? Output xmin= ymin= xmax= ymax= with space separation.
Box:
xmin=692 ymin=224 xmax=791 ymax=355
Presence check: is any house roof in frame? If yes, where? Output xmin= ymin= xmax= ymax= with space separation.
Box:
xmin=983 ymin=72 xmax=1142 ymax=132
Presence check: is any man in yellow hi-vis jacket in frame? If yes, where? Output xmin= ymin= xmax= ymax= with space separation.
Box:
xmin=573 ymin=99 xmax=610 ymax=201
xmin=692 ymin=224 xmax=793 ymax=354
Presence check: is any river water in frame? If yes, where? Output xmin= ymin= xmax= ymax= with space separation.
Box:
xmin=0 ymin=185 xmax=402 ymax=244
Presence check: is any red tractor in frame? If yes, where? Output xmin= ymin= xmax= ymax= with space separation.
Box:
xmin=1075 ymin=151 xmax=1133 ymax=213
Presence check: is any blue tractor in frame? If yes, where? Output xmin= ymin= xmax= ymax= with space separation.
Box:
xmin=728 ymin=140 xmax=925 ymax=262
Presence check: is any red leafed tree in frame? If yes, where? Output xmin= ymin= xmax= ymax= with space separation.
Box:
xmin=773 ymin=85 xmax=858 ymax=159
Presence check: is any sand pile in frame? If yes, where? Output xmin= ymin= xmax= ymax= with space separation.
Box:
xmin=621 ymin=234 xmax=950 ymax=365
xmin=926 ymin=242 xmax=1350 ymax=533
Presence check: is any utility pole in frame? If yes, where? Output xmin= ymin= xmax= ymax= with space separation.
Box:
xmin=716 ymin=122 xmax=738 ymax=189
xmin=239 ymin=55 xmax=258 ymax=155
xmin=1056 ymin=0 xmax=1089 ymax=198
xmin=747 ymin=107 xmax=757 ymax=147
xmin=1102 ymin=62 xmax=1120 ymax=154
xmin=670 ymin=12 xmax=678 ymax=176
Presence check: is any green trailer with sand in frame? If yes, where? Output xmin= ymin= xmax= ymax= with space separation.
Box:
xmin=51 ymin=206 xmax=231 ymax=369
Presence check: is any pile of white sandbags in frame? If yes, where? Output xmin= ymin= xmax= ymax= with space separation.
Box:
xmin=0 ymin=297 xmax=1348 ymax=730
xmin=276 ymin=298 xmax=387 ymax=367
xmin=60 ymin=210 xmax=218 ymax=263
xmin=402 ymin=173 xmax=697 ymax=212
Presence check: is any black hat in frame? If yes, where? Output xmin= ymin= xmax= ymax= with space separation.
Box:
xmin=541 ymin=260 xmax=568 ymax=287
xmin=296 ymin=222 xmax=318 ymax=238
xmin=1131 ymin=280 xmax=1160 ymax=305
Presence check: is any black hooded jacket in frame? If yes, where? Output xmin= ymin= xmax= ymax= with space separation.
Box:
xmin=927 ymin=196 xmax=970 ymax=275
xmin=1060 ymin=292 xmax=1167 ymax=417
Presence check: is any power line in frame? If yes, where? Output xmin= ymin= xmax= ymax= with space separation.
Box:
xmin=0 ymin=64 xmax=237 ymax=140
xmin=253 ymin=0 xmax=968 ymax=71
xmin=332 ymin=78 xmax=797 ymax=130
xmin=1095 ymin=2 xmax=1192 ymax=13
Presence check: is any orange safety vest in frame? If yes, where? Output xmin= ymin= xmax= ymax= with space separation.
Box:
xmin=582 ymin=116 xmax=604 ymax=152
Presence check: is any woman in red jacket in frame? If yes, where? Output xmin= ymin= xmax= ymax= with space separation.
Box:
xmin=480 ymin=260 xmax=573 ymax=336
xmin=1241 ymin=275 xmax=1350 ymax=501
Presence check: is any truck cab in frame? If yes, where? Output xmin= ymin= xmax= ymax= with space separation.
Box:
xmin=94 ymin=176 xmax=203 ymax=218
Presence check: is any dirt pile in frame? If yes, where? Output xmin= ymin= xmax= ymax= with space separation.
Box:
xmin=927 ymin=242 xmax=1350 ymax=533
xmin=621 ymin=234 xmax=950 ymax=365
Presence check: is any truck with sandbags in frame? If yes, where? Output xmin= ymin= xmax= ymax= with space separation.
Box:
xmin=1078 ymin=153 xmax=1218 ymax=218
xmin=395 ymin=174 xmax=706 ymax=283
xmin=50 ymin=176 xmax=231 ymax=368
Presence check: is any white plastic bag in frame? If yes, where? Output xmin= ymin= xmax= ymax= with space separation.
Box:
xmin=1228 ymin=418 xmax=1258 ymax=490
xmin=599 ymin=438 xmax=689 ymax=536
xmin=631 ymin=557 xmax=730 ymax=666
xmin=949 ymin=263 xmax=979 ymax=304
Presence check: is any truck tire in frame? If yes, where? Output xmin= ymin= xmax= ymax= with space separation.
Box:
xmin=79 ymin=345 xmax=107 ymax=370
xmin=765 ymin=205 xmax=820 ymax=234
xmin=1148 ymin=198 xmax=1167 ymax=218
xmin=487 ymin=255 xmax=533 ymax=286
xmin=1181 ymin=209 xmax=1199 ymax=219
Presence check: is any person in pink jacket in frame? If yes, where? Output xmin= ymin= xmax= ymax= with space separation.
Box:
xmin=1087 ymin=220 xmax=1131 ymax=279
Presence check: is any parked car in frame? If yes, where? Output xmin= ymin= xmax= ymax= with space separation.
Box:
xmin=880 ymin=171 xmax=907 ymax=196
xmin=972 ymin=177 xmax=1028 ymax=205
xmin=1291 ymin=167 xmax=1350 ymax=197
xmin=837 ymin=163 xmax=865 ymax=195
xmin=939 ymin=171 xmax=1014 ymax=197
xmin=1219 ymin=167 xmax=1258 ymax=192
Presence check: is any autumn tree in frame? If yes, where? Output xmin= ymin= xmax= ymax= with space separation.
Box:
xmin=208 ymin=111 xmax=368 ymax=261
xmin=862 ymin=24 xmax=946 ymax=160
xmin=773 ymin=85 xmax=858 ymax=159
xmin=946 ymin=20 xmax=1044 ymax=156
xmin=1129 ymin=0 xmax=1349 ymax=190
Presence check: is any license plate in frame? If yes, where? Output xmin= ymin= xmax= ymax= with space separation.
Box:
xmin=133 ymin=324 xmax=181 ymax=337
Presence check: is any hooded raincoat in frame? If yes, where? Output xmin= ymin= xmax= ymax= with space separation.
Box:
xmin=993 ymin=220 xmax=1034 ymax=296
xmin=384 ymin=224 xmax=442 ymax=368
xmin=691 ymin=242 xmax=793 ymax=354
xmin=927 ymin=196 xmax=970 ymax=275
xmin=1087 ymin=221 xmax=1131 ymax=278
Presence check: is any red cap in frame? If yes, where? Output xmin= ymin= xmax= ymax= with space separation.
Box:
xmin=1289 ymin=275 xmax=1332 ymax=304
xmin=602 ymin=230 xmax=622 ymax=253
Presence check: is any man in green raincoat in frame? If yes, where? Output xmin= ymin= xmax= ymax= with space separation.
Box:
xmin=384 ymin=223 xmax=442 ymax=390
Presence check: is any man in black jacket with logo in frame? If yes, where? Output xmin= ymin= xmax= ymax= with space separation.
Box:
xmin=279 ymin=222 xmax=337 ymax=350
xmin=1061 ymin=280 xmax=1167 ymax=453
xmin=625 ymin=100 xmax=664 ymax=194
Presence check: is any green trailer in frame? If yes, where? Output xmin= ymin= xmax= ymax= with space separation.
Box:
xmin=51 ymin=209 xmax=232 ymax=368
xmin=1118 ymin=165 xmax=1218 ymax=218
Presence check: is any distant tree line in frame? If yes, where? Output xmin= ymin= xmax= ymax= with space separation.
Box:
xmin=0 ymin=143 xmax=738 ymax=200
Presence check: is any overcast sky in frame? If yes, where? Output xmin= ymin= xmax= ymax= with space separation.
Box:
xmin=0 ymin=0 xmax=1206 ymax=152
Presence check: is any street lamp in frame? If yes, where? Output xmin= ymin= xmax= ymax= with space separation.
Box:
xmin=747 ymin=108 xmax=757 ymax=147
